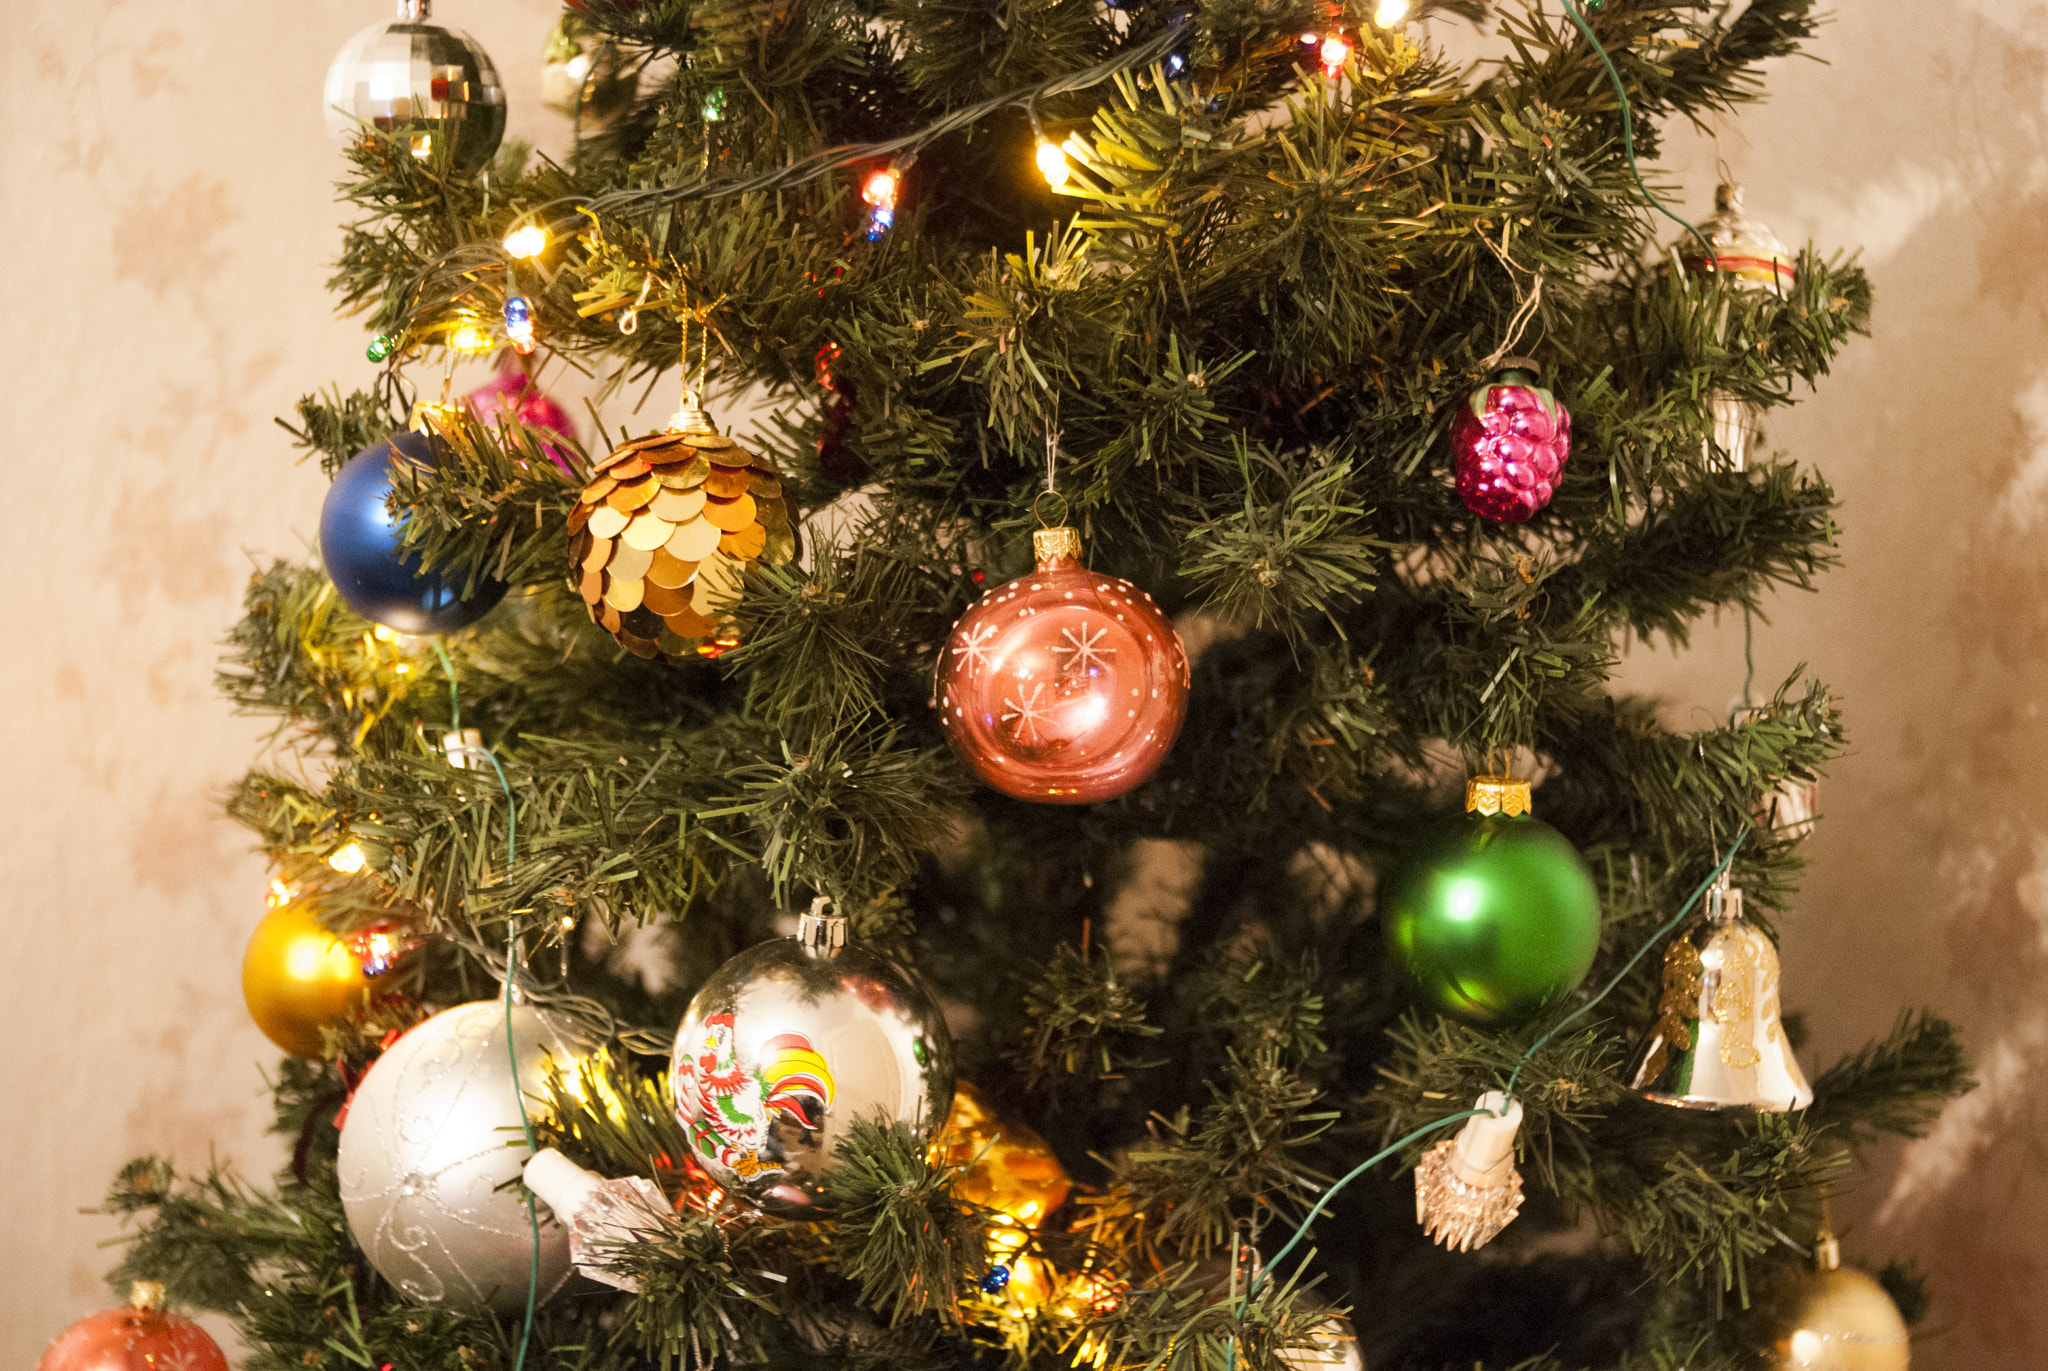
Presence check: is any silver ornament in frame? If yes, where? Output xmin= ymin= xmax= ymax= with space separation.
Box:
xmin=1627 ymin=876 xmax=1813 ymax=1112
xmin=324 ymin=1 xmax=507 ymax=176
xmin=338 ymin=999 xmax=587 ymax=1312
xmin=670 ymin=903 xmax=955 ymax=1208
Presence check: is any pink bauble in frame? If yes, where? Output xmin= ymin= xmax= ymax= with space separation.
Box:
xmin=465 ymin=367 xmax=578 ymax=474
xmin=38 ymin=1289 xmax=228 ymax=1371
xmin=1451 ymin=360 xmax=1571 ymax=523
xmin=936 ymin=527 xmax=1189 ymax=804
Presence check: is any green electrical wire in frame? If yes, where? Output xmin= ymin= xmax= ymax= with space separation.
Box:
xmin=431 ymin=642 xmax=542 ymax=1371
xmin=1557 ymin=0 xmax=1719 ymax=270
xmin=1241 ymin=828 xmax=1750 ymax=1318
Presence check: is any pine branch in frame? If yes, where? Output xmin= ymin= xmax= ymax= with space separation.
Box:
xmin=819 ymin=1117 xmax=989 ymax=1325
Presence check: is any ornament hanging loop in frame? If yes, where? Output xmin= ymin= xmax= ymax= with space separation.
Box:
xmin=1033 ymin=488 xmax=1070 ymax=530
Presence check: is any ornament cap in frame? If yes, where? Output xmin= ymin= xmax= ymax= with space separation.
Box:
xmin=1493 ymin=356 xmax=1542 ymax=383
xmin=798 ymin=897 xmax=848 ymax=959
xmin=397 ymin=0 xmax=430 ymax=20
xmin=1032 ymin=525 xmax=1083 ymax=567
xmin=1714 ymin=181 xmax=1744 ymax=213
xmin=1706 ymin=874 xmax=1743 ymax=924
xmin=408 ymin=400 xmax=462 ymax=433
xmin=1466 ymin=774 xmax=1532 ymax=817
xmin=669 ymin=401 xmax=717 ymax=435
xmin=128 ymin=1280 xmax=167 ymax=1313
xmin=1814 ymin=1230 xmax=1842 ymax=1272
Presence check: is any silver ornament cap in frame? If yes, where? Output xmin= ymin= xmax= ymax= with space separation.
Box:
xmin=338 ymin=1000 xmax=587 ymax=1311
xmin=670 ymin=902 xmax=955 ymax=1207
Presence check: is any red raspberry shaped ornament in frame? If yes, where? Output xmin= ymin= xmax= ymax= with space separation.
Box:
xmin=1451 ymin=359 xmax=1572 ymax=523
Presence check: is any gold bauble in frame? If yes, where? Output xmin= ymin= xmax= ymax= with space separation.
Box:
xmin=939 ymin=1080 xmax=1072 ymax=1223
xmin=241 ymin=902 xmax=390 ymax=1057
xmin=938 ymin=1081 xmax=1072 ymax=1312
xmin=1768 ymin=1256 xmax=1910 ymax=1370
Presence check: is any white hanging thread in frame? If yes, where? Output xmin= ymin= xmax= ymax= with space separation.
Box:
xmin=1476 ymin=225 xmax=1544 ymax=372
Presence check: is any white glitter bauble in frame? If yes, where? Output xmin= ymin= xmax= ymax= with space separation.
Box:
xmin=337 ymin=1000 xmax=586 ymax=1312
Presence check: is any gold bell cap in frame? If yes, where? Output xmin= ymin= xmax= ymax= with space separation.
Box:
xmin=1466 ymin=774 xmax=1532 ymax=817
xmin=1033 ymin=525 xmax=1083 ymax=566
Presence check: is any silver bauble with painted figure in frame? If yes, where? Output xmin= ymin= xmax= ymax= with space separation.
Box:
xmin=670 ymin=901 xmax=954 ymax=1208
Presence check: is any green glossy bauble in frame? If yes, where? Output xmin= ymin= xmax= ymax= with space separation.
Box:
xmin=1381 ymin=812 xmax=1602 ymax=1026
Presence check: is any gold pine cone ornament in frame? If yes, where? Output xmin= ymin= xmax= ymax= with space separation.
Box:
xmin=568 ymin=406 xmax=796 ymax=660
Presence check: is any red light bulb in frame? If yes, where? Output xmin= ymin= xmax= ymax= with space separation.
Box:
xmin=862 ymin=169 xmax=899 ymax=208
xmin=1319 ymin=34 xmax=1352 ymax=75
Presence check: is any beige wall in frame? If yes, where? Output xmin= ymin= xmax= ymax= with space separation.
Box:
xmin=3 ymin=1 xmax=2036 ymax=1365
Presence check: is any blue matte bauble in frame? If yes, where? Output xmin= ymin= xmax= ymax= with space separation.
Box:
xmin=319 ymin=431 xmax=506 ymax=635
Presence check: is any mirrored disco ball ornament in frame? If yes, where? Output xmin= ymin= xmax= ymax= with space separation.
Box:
xmin=671 ymin=902 xmax=955 ymax=1209
xmin=338 ymin=1000 xmax=588 ymax=1311
xmin=324 ymin=1 xmax=506 ymax=175
xmin=935 ymin=525 xmax=1190 ymax=804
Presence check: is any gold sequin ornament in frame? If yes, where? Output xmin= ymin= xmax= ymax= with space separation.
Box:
xmin=1626 ymin=874 xmax=1813 ymax=1112
xmin=568 ymin=404 xmax=796 ymax=661
xmin=1413 ymin=1091 xmax=1525 ymax=1252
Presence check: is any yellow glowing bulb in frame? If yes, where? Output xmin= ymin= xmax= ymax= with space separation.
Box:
xmin=1374 ymin=0 xmax=1409 ymax=25
xmin=372 ymin=625 xmax=398 ymax=643
xmin=449 ymin=324 xmax=493 ymax=353
xmin=267 ymin=878 xmax=293 ymax=908
xmin=394 ymin=662 xmax=411 ymax=674
xmin=502 ymin=224 xmax=548 ymax=259
xmin=328 ymin=842 xmax=367 ymax=874
xmin=1035 ymin=139 xmax=1069 ymax=188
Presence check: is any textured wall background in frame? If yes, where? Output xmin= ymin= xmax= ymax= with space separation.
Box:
xmin=4 ymin=1 xmax=2039 ymax=1365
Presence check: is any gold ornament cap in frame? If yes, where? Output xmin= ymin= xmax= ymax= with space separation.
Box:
xmin=668 ymin=400 xmax=716 ymax=435
xmin=1466 ymin=774 xmax=1532 ymax=817
xmin=408 ymin=399 xmax=461 ymax=432
xmin=1033 ymin=525 xmax=1083 ymax=567
xmin=129 ymin=1280 xmax=167 ymax=1313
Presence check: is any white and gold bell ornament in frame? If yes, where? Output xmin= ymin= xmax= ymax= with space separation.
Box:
xmin=1413 ymin=1091 xmax=1525 ymax=1252
xmin=1768 ymin=1231 xmax=1910 ymax=1370
xmin=1627 ymin=873 xmax=1812 ymax=1111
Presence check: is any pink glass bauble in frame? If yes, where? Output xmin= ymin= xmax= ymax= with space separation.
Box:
xmin=936 ymin=527 xmax=1190 ymax=804
xmin=1451 ymin=359 xmax=1571 ymax=523
xmin=466 ymin=366 xmax=577 ymax=474
xmin=38 ymin=1286 xmax=229 ymax=1371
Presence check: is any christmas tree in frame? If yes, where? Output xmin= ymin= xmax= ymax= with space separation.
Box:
xmin=79 ymin=1 xmax=1976 ymax=1369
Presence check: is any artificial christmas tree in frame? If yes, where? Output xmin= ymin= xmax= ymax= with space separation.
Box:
xmin=85 ymin=1 xmax=1975 ymax=1368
